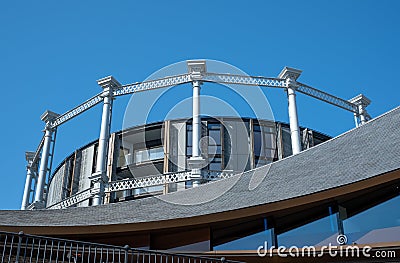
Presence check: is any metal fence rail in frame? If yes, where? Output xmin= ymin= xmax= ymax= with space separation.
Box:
xmin=0 ymin=231 xmax=238 ymax=263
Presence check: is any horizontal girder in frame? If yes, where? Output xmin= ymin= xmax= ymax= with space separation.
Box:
xmin=113 ymin=73 xmax=191 ymax=97
xmin=46 ymin=72 xmax=359 ymax=130
xmin=50 ymin=93 xmax=104 ymax=128
xmin=296 ymin=82 xmax=357 ymax=113
xmin=203 ymin=72 xmax=286 ymax=87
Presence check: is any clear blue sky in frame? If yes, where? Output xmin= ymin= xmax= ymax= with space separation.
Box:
xmin=0 ymin=0 xmax=399 ymax=210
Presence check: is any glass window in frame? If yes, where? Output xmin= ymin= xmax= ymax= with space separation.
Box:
xmin=278 ymin=212 xmax=339 ymax=247
xmin=253 ymin=124 xmax=277 ymax=166
xmin=186 ymin=124 xmax=192 ymax=157
xmin=134 ymin=146 xmax=164 ymax=164
xmin=209 ymin=157 xmax=222 ymax=171
xmin=214 ymin=218 xmax=273 ymax=251
xmin=209 ymin=130 xmax=221 ymax=145
xmin=343 ymin=195 xmax=400 ymax=244
xmin=207 ymin=123 xmax=222 ymax=171
xmin=214 ymin=230 xmax=273 ymax=251
xmin=254 ymin=130 xmax=262 ymax=156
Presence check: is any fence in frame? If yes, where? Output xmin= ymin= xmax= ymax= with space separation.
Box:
xmin=0 ymin=231 xmax=239 ymax=263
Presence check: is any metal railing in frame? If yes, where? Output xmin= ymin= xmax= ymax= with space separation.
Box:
xmin=0 ymin=231 xmax=239 ymax=263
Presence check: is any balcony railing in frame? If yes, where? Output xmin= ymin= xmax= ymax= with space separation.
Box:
xmin=0 ymin=231 xmax=241 ymax=263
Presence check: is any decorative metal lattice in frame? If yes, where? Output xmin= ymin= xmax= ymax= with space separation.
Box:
xmin=203 ymin=73 xmax=286 ymax=87
xmin=203 ymin=170 xmax=238 ymax=181
xmin=51 ymin=93 xmax=104 ymax=128
xmin=32 ymin=134 xmax=45 ymax=165
xmin=47 ymin=188 xmax=93 ymax=209
xmin=296 ymin=82 xmax=357 ymax=113
xmin=106 ymin=171 xmax=192 ymax=192
xmin=113 ymin=74 xmax=191 ymax=97
xmin=47 ymin=72 xmax=359 ymax=130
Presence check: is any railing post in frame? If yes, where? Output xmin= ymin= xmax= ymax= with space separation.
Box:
xmin=91 ymin=76 xmax=121 ymax=206
xmin=21 ymin=152 xmax=35 ymax=210
xmin=33 ymin=110 xmax=59 ymax=209
xmin=15 ymin=231 xmax=24 ymax=263
xmin=278 ymin=67 xmax=302 ymax=155
xmin=123 ymin=245 xmax=130 ymax=263
xmin=187 ymin=60 xmax=206 ymax=187
xmin=349 ymin=94 xmax=371 ymax=126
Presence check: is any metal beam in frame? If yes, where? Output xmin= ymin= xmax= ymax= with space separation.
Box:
xmin=50 ymin=93 xmax=104 ymax=128
xmin=113 ymin=73 xmax=191 ymax=97
xmin=296 ymin=82 xmax=357 ymax=113
xmin=203 ymin=72 xmax=286 ymax=87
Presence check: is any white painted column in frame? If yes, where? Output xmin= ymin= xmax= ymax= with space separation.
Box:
xmin=187 ymin=60 xmax=207 ymax=187
xmin=359 ymin=105 xmax=367 ymax=125
xmin=34 ymin=111 xmax=59 ymax=207
xmin=287 ymin=85 xmax=302 ymax=155
xmin=96 ymin=93 xmax=113 ymax=173
xmin=21 ymin=152 xmax=35 ymax=210
xmin=349 ymin=94 xmax=371 ymax=127
xmin=278 ymin=67 xmax=303 ymax=155
xmin=353 ymin=113 xmax=359 ymax=128
xmin=192 ymin=80 xmax=201 ymax=158
xmin=91 ymin=76 xmax=120 ymax=206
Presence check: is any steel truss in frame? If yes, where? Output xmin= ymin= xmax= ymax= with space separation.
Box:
xmin=25 ymin=62 xmax=371 ymax=210
xmin=48 ymin=72 xmax=361 ymax=131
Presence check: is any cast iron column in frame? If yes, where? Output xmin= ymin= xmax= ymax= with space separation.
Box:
xmin=34 ymin=110 xmax=59 ymax=207
xmin=278 ymin=67 xmax=302 ymax=155
xmin=187 ymin=60 xmax=206 ymax=187
xmin=21 ymin=152 xmax=35 ymax=210
xmin=91 ymin=76 xmax=121 ymax=206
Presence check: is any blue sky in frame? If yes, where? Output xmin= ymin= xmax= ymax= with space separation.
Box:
xmin=0 ymin=0 xmax=399 ymax=210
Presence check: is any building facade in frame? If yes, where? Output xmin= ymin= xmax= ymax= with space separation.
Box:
xmin=46 ymin=117 xmax=330 ymax=208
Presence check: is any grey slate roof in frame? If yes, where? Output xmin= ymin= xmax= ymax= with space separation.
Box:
xmin=1 ymin=106 xmax=400 ymax=227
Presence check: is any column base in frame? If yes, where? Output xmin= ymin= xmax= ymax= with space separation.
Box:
xmin=188 ymin=157 xmax=206 ymax=187
xmin=28 ymin=201 xmax=45 ymax=210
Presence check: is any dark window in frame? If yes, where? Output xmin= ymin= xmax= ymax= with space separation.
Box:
xmin=208 ymin=123 xmax=222 ymax=171
xmin=253 ymin=124 xmax=277 ymax=167
xmin=186 ymin=124 xmax=192 ymax=157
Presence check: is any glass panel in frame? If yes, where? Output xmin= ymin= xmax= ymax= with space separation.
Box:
xmin=208 ymin=145 xmax=221 ymax=154
xmin=149 ymin=147 xmax=164 ymax=160
xmin=264 ymin=133 xmax=276 ymax=149
xmin=134 ymin=146 xmax=164 ymax=164
xmin=343 ymin=195 xmax=400 ymax=244
xmin=282 ymin=127 xmax=293 ymax=157
xmin=186 ymin=146 xmax=192 ymax=156
xmin=278 ymin=213 xmax=338 ymax=247
xmin=215 ymin=230 xmax=273 ymax=250
xmin=264 ymin=148 xmax=276 ymax=158
xmin=209 ymin=161 xmax=221 ymax=171
xmin=253 ymin=125 xmax=261 ymax=132
xmin=187 ymin=130 xmax=192 ymax=146
xmin=254 ymin=131 xmax=262 ymax=156
xmin=209 ymin=129 xmax=221 ymax=144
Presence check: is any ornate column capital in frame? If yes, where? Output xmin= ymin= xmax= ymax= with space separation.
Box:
xmin=187 ymin=60 xmax=207 ymax=81
xmin=40 ymin=110 xmax=59 ymax=130
xmin=278 ymin=67 xmax=302 ymax=89
xmin=97 ymin=76 xmax=121 ymax=98
xmin=349 ymin=94 xmax=371 ymax=108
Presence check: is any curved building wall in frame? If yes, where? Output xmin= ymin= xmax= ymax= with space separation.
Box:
xmin=46 ymin=117 xmax=331 ymax=208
